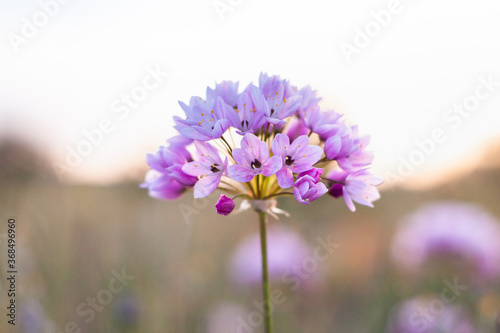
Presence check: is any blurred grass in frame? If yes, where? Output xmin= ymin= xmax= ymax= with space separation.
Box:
xmin=1 ymin=142 xmax=500 ymax=332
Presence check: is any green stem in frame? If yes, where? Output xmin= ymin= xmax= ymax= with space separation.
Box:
xmin=220 ymin=136 xmax=233 ymax=153
xmin=258 ymin=211 xmax=273 ymax=333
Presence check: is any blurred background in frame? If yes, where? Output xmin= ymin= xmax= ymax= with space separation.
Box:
xmin=1 ymin=0 xmax=500 ymax=332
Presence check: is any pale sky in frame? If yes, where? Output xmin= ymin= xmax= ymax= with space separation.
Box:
xmin=1 ymin=0 xmax=499 ymax=188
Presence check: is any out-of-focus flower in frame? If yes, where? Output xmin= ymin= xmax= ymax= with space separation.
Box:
xmin=206 ymin=301 xmax=249 ymax=333
xmin=215 ymin=194 xmax=235 ymax=216
xmin=182 ymin=141 xmax=228 ymax=198
xmin=391 ymin=202 xmax=500 ymax=283
xmin=272 ymin=134 xmax=323 ymax=188
xmin=387 ymin=297 xmax=477 ymax=333
xmin=229 ymin=227 xmax=312 ymax=286
xmin=113 ymin=295 xmax=140 ymax=327
xmin=228 ymin=133 xmax=282 ymax=182
xmin=141 ymin=142 xmax=197 ymax=200
xmin=326 ymin=168 xmax=383 ymax=212
xmin=19 ymin=299 xmax=56 ymax=333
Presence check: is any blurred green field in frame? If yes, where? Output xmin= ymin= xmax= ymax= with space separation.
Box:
xmin=1 ymin=142 xmax=500 ymax=333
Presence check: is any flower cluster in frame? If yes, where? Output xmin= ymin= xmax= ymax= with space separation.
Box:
xmin=142 ymin=73 xmax=382 ymax=214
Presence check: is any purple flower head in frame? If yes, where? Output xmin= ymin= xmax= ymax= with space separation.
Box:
xmin=391 ymin=202 xmax=500 ymax=283
xmin=387 ymin=297 xmax=476 ymax=333
xmin=206 ymin=80 xmax=240 ymax=108
xmin=326 ymin=168 xmax=383 ymax=212
xmin=215 ymin=194 xmax=235 ymax=216
xmin=283 ymin=116 xmax=310 ymax=142
xmin=293 ymin=175 xmax=328 ymax=205
xmin=228 ymin=133 xmax=282 ymax=182
xmin=141 ymin=142 xmax=197 ymax=200
xmin=271 ymin=134 xmax=323 ymax=188
xmin=174 ymin=95 xmax=231 ymax=141
xmin=182 ymin=141 xmax=228 ymax=198
xmin=251 ymin=73 xmax=302 ymax=127
xmin=229 ymin=227 xmax=314 ymax=287
xmin=226 ymin=90 xmax=266 ymax=135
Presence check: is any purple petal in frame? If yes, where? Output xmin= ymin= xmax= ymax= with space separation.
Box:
xmin=194 ymin=174 xmax=221 ymax=198
xmin=276 ymin=167 xmax=294 ymax=188
xmin=261 ymin=155 xmax=282 ymax=177
xmin=232 ymin=147 xmax=250 ymax=166
xmin=309 ymin=182 xmax=328 ymax=201
xmin=228 ymin=164 xmax=256 ymax=183
xmin=179 ymin=126 xmax=211 ymax=141
xmin=211 ymin=119 xmax=229 ymax=139
xmin=149 ymin=177 xmax=185 ymax=200
xmin=271 ymin=133 xmax=290 ymax=157
xmin=182 ymin=161 xmax=205 ymax=177
xmin=291 ymin=145 xmax=323 ymax=173
xmin=342 ymin=187 xmax=356 ymax=212
xmin=289 ymin=135 xmax=310 ymax=155
xmin=324 ymin=135 xmax=341 ymax=160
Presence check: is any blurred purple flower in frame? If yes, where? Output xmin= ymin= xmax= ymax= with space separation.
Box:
xmin=391 ymin=202 xmax=500 ymax=283
xmin=229 ymin=227 xmax=312 ymax=286
xmin=228 ymin=133 xmax=282 ymax=182
xmin=272 ymin=134 xmax=323 ymax=188
xmin=182 ymin=141 xmax=228 ymax=198
xmin=215 ymin=194 xmax=235 ymax=216
xmin=19 ymin=300 xmax=56 ymax=333
xmin=141 ymin=141 xmax=197 ymax=200
xmin=387 ymin=297 xmax=476 ymax=333
xmin=113 ymin=295 xmax=140 ymax=326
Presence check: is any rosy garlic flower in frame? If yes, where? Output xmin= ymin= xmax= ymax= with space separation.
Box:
xmin=141 ymin=73 xmax=382 ymax=333
xmin=142 ymin=72 xmax=382 ymax=214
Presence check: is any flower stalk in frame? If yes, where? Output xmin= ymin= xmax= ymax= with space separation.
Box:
xmin=258 ymin=210 xmax=273 ymax=333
